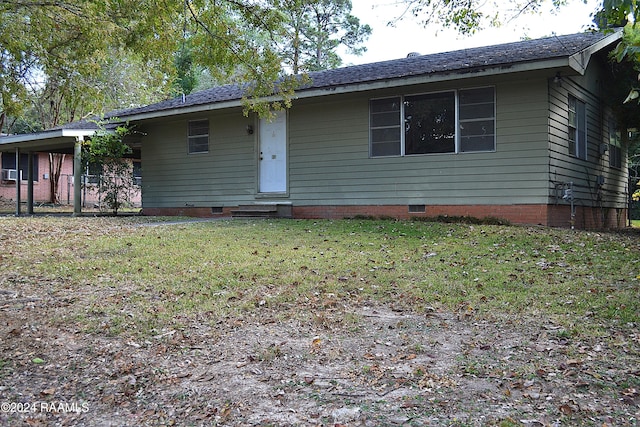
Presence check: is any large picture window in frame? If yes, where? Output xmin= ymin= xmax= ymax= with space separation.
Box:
xmin=568 ymin=95 xmax=587 ymax=160
xmin=404 ymin=92 xmax=455 ymax=154
xmin=188 ymin=119 xmax=209 ymax=154
xmin=370 ymin=87 xmax=495 ymax=157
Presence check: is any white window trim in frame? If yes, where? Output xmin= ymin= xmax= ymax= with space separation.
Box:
xmin=369 ymin=86 xmax=496 ymax=158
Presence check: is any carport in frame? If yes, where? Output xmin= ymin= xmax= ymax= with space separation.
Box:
xmin=0 ymin=126 xmax=98 ymax=216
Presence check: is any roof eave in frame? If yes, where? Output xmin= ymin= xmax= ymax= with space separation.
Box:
xmin=295 ymin=58 xmax=575 ymax=98
xmin=568 ymin=29 xmax=623 ymax=74
xmin=119 ymin=57 xmax=575 ymax=122
xmin=0 ymin=128 xmax=97 ymax=152
xmin=0 ymin=128 xmax=96 ymax=145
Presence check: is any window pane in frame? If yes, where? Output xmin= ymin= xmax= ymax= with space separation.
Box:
xmin=460 ymin=120 xmax=495 ymax=152
xmin=568 ymin=95 xmax=586 ymax=160
xmin=568 ymin=128 xmax=576 ymax=155
xmin=372 ymin=141 xmax=401 ymax=157
xmin=459 ymin=103 xmax=494 ymax=120
xmin=404 ymin=92 xmax=455 ymax=155
xmin=459 ymin=87 xmax=494 ymax=104
xmin=189 ymin=136 xmax=209 ymax=154
xmin=1 ymin=153 xmax=16 ymax=169
xmin=609 ymin=145 xmax=622 ymax=168
xmin=460 ymin=135 xmax=495 ymax=152
xmin=371 ymin=128 xmax=401 ymax=156
xmin=371 ymin=98 xmax=400 ymax=114
xmin=460 ymin=120 xmax=495 ymax=136
xmin=371 ymin=111 xmax=400 ymax=127
xmin=189 ymin=120 xmax=209 ymax=136
xmin=371 ymin=127 xmax=401 ymax=143
xmin=575 ymin=98 xmax=586 ymax=160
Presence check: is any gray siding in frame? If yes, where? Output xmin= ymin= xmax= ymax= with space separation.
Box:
xmin=287 ymin=77 xmax=551 ymax=206
xmin=141 ymin=110 xmax=258 ymax=208
xmin=548 ymin=61 xmax=628 ymax=211
xmin=139 ymin=69 xmax=625 ymax=211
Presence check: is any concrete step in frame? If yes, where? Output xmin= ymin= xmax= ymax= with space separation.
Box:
xmin=230 ymin=204 xmax=292 ymax=218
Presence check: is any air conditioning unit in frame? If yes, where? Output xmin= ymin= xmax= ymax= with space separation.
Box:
xmin=1 ymin=169 xmax=19 ymax=181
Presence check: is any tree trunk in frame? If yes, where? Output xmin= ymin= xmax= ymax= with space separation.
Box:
xmin=48 ymin=153 xmax=65 ymax=204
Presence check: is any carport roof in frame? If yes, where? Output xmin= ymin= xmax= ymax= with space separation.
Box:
xmin=0 ymin=127 xmax=99 ymax=153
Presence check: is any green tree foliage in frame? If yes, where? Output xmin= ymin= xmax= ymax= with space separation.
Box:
xmin=0 ymin=0 xmax=181 ymax=133
xmin=82 ymin=123 xmax=136 ymax=215
xmin=174 ymin=44 xmax=198 ymax=96
xmin=597 ymin=1 xmax=640 ymax=219
xmin=0 ymin=0 xmax=317 ymax=130
xmin=280 ymin=0 xmax=372 ymax=73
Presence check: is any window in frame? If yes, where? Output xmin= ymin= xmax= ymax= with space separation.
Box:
xmin=459 ymin=87 xmax=496 ymax=152
xmin=404 ymin=92 xmax=455 ymax=154
xmin=188 ymin=119 xmax=209 ymax=154
xmin=370 ymin=87 xmax=495 ymax=157
xmin=84 ymin=162 xmax=101 ymax=185
xmin=568 ymin=95 xmax=587 ymax=160
xmin=370 ymin=98 xmax=401 ymax=156
xmin=608 ymin=118 xmax=622 ymax=169
xmin=133 ymin=161 xmax=142 ymax=186
xmin=1 ymin=153 xmax=38 ymax=181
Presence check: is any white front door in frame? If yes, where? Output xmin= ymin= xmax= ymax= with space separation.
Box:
xmin=259 ymin=111 xmax=287 ymax=193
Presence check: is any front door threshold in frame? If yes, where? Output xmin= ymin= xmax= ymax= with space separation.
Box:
xmin=256 ymin=192 xmax=288 ymax=199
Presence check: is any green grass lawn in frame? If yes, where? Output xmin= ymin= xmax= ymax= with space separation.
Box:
xmin=1 ymin=216 xmax=639 ymax=426
xmin=4 ymin=217 xmax=638 ymax=339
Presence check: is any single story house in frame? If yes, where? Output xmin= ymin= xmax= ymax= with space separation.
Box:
xmin=0 ymin=30 xmax=629 ymax=228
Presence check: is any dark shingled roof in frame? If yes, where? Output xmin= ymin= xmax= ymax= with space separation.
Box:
xmin=107 ymin=31 xmax=616 ymax=120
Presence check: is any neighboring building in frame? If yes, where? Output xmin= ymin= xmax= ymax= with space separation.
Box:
xmin=0 ymin=152 xmax=141 ymax=208
xmin=0 ymin=30 xmax=629 ymax=228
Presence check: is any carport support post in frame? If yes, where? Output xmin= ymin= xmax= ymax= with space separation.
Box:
xmin=73 ymin=137 xmax=83 ymax=216
xmin=14 ymin=148 xmax=20 ymax=216
xmin=27 ymin=152 xmax=34 ymax=215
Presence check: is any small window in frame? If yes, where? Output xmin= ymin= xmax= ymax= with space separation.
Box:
xmin=188 ymin=119 xmax=209 ymax=154
xmin=85 ymin=162 xmax=101 ymax=185
xmin=568 ymin=95 xmax=587 ymax=160
xmin=133 ymin=161 xmax=142 ymax=186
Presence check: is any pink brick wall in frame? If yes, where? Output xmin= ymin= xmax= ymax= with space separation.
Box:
xmin=0 ymin=153 xmax=141 ymax=207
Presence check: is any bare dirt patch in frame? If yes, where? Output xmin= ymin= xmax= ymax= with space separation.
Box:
xmin=1 ymin=294 xmax=638 ymax=426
